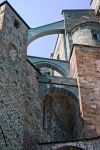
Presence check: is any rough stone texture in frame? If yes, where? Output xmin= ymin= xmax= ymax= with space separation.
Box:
xmin=0 ymin=3 xmax=41 ymax=150
xmin=38 ymin=137 xmax=100 ymax=150
xmin=71 ymin=23 xmax=100 ymax=47
xmin=70 ymin=44 xmax=100 ymax=138
xmin=42 ymin=88 xmax=83 ymax=141
xmin=63 ymin=9 xmax=100 ymax=60
xmin=37 ymin=75 xmax=84 ymax=143
xmin=0 ymin=1 xmax=100 ymax=150
xmin=63 ymin=9 xmax=99 ymax=32
xmin=0 ymin=3 xmax=28 ymax=149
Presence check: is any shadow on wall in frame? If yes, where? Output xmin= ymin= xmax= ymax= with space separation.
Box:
xmin=56 ymin=146 xmax=84 ymax=150
xmin=43 ymin=87 xmax=84 ymax=142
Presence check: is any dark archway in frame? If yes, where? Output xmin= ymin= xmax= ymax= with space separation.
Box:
xmin=43 ymin=88 xmax=84 ymax=141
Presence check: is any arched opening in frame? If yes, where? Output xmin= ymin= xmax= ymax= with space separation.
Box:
xmin=56 ymin=146 xmax=84 ymax=150
xmin=28 ymin=21 xmax=64 ymax=60
xmin=43 ymin=88 xmax=84 ymax=141
xmin=28 ymin=21 xmax=64 ymax=44
xmin=34 ymin=61 xmax=67 ymax=78
xmin=9 ymin=43 xmax=18 ymax=63
xmin=28 ymin=35 xmax=58 ymax=58
xmin=27 ymin=21 xmax=66 ymax=79
xmin=39 ymin=67 xmax=63 ymax=77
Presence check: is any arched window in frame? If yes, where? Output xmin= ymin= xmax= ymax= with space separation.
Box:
xmin=9 ymin=43 xmax=18 ymax=62
xmin=43 ymin=88 xmax=83 ymax=141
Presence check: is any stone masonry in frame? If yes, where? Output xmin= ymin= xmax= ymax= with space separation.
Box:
xmin=0 ymin=0 xmax=100 ymax=150
xmin=70 ymin=44 xmax=100 ymax=138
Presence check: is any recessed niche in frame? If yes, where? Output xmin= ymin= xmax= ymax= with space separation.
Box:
xmin=9 ymin=43 xmax=18 ymax=63
xmin=14 ymin=19 xmax=20 ymax=29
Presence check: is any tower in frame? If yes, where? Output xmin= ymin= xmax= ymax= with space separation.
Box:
xmin=0 ymin=1 xmax=33 ymax=149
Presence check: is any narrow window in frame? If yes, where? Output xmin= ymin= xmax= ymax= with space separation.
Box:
xmin=14 ymin=19 xmax=20 ymax=29
xmin=92 ymin=33 xmax=98 ymax=40
xmin=57 ymin=54 xmax=60 ymax=60
xmin=9 ymin=43 xmax=18 ymax=63
xmin=91 ymin=30 xmax=100 ymax=41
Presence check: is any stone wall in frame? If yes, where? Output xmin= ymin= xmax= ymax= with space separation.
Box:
xmin=0 ymin=1 xmax=100 ymax=150
xmin=22 ymin=62 xmax=43 ymax=150
xmin=37 ymin=75 xmax=84 ymax=143
xmin=63 ymin=9 xmax=99 ymax=32
xmin=71 ymin=23 xmax=100 ymax=47
xmin=39 ymin=137 xmax=100 ymax=150
xmin=70 ymin=44 xmax=100 ymax=138
xmin=0 ymin=3 xmax=41 ymax=149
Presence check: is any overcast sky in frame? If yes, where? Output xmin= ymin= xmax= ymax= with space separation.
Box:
xmin=0 ymin=0 xmax=90 ymax=57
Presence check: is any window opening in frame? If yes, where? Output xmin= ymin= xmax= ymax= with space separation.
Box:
xmin=9 ymin=43 xmax=18 ymax=63
xmin=14 ymin=19 xmax=20 ymax=29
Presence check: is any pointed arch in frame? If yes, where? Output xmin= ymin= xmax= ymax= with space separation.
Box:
xmin=43 ymin=87 xmax=84 ymax=141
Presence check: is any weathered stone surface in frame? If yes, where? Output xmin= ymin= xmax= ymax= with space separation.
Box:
xmin=0 ymin=3 xmax=41 ymax=149
xmin=39 ymin=137 xmax=100 ymax=150
xmin=0 ymin=1 xmax=100 ymax=150
xmin=70 ymin=44 xmax=100 ymax=138
xmin=63 ymin=9 xmax=99 ymax=32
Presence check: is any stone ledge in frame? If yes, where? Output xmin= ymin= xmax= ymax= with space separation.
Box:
xmin=38 ymin=75 xmax=77 ymax=87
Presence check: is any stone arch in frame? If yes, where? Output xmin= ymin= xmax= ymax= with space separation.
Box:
xmin=43 ymin=87 xmax=84 ymax=141
xmin=28 ymin=20 xmax=64 ymax=44
xmin=56 ymin=146 xmax=84 ymax=150
xmin=34 ymin=61 xmax=67 ymax=78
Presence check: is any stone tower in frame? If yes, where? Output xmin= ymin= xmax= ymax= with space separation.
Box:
xmin=0 ymin=1 xmax=40 ymax=149
xmin=0 ymin=0 xmax=100 ymax=150
xmin=52 ymin=7 xmax=100 ymax=139
xmin=0 ymin=1 xmax=28 ymax=149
